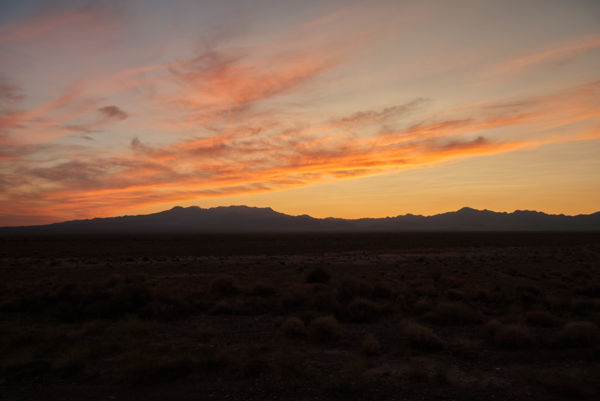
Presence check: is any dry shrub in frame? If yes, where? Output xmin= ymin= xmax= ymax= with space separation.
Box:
xmin=306 ymin=267 xmax=330 ymax=284
xmin=446 ymin=289 xmax=466 ymax=301
xmin=491 ymin=324 xmax=534 ymax=349
xmin=426 ymin=301 xmax=481 ymax=325
xmin=559 ymin=321 xmax=600 ymax=347
xmin=372 ymin=283 xmax=393 ymax=299
xmin=525 ymin=310 xmax=562 ymax=327
xmin=361 ymin=333 xmax=381 ymax=356
xmin=251 ymin=283 xmax=276 ymax=297
xmin=337 ymin=278 xmax=373 ymax=302
xmin=282 ymin=316 xmax=307 ymax=338
xmin=309 ymin=291 xmax=339 ymax=313
xmin=570 ymin=298 xmax=600 ymax=315
xmin=126 ymin=355 xmax=194 ymax=384
xmin=309 ymin=315 xmax=341 ymax=343
xmin=210 ymin=300 xmax=248 ymax=315
xmin=576 ymin=284 xmax=600 ymax=298
xmin=209 ymin=276 xmax=238 ymax=296
xmin=413 ymin=297 xmax=431 ymax=314
xmin=280 ymin=289 xmax=308 ymax=312
xmin=402 ymin=322 xmax=444 ymax=351
xmin=485 ymin=319 xmax=503 ymax=336
xmin=345 ymin=298 xmax=381 ymax=323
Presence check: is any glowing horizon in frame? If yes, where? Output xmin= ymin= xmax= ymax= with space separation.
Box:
xmin=1 ymin=0 xmax=599 ymax=226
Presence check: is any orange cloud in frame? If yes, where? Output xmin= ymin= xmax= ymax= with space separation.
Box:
xmin=489 ymin=34 xmax=600 ymax=76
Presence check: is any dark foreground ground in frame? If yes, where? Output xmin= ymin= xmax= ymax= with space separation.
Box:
xmin=1 ymin=233 xmax=599 ymax=400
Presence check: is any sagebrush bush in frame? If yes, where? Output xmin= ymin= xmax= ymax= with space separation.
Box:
xmin=361 ymin=333 xmax=381 ymax=356
xmin=305 ymin=267 xmax=330 ymax=284
xmin=525 ymin=310 xmax=562 ymax=327
xmin=251 ymin=283 xmax=276 ymax=297
xmin=485 ymin=319 xmax=503 ymax=336
xmin=209 ymin=276 xmax=238 ymax=296
xmin=345 ymin=298 xmax=381 ymax=323
xmin=576 ymin=284 xmax=600 ymax=298
xmin=491 ymin=324 xmax=534 ymax=349
xmin=372 ymin=283 xmax=393 ymax=299
xmin=309 ymin=316 xmax=341 ymax=343
xmin=337 ymin=278 xmax=373 ymax=302
xmin=446 ymin=289 xmax=465 ymax=301
xmin=558 ymin=321 xmax=600 ymax=347
xmin=210 ymin=300 xmax=248 ymax=315
xmin=282 ymin=316 xmax=307 ymax=338
xmin=426 ymin=301 xmax=481 ymax=325
xmin=402 ymin=322 xmax=444 ymax=351
xmin=280 ymin=290 xmax=308 ymax=312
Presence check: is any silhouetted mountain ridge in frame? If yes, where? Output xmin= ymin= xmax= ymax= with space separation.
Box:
xmin=1 ymin=205 xmax=599 ymax=234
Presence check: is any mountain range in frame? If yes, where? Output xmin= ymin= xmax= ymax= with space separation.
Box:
xmin=1 ymin=206 xmax=599 ymax=234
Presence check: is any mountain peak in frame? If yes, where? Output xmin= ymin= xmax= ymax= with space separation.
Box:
xmin=1 ymin=205 xmax=599 ymax=233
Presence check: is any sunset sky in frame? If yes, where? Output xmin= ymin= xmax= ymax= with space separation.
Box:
xmin=1 ymin=0 xmax=599 ymax=226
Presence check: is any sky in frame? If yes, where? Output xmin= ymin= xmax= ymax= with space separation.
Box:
xmin=0 ymin=0 xmax=599 ymax=225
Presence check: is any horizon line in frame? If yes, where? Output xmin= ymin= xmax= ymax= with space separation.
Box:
xmin=2 ymin=204 xmax=599 ymax=229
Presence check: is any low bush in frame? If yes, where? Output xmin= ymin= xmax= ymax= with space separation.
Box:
xmin=558 ymin=321 xmax=600 ymax=347
xmin=525 ymin=310 xmax=562 ymax=327
xmin=425 ymin=301 xmax=481 ymax=325
xmin=209 ymin=276 xmax=238 ymax=296
xmin=336 ymin=278 xmax=373 ymax=302
xmin=491 ymin=324 xmax=534 ymax=349
xmin=344 ymin=298 xmax=381 ymax=323
xmin=250 ymin=283 xmax=276 ymax=297
xmin=402 ymin=322 xmax=444 ymax=351
xmin=281 ymin=316 xmax=307 ymax=338
xmin=306 ymin=267 xmax=330 ymax=284
xmin=309 ymin=316 xmax=342 ymax=343
xmin=210 ymin=300 xmax=249 ymax=315
xmin=361 ymin=333 xmax=381 ymax=356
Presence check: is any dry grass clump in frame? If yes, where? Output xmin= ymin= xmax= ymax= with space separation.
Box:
xmin=558 ymin=321 xmax=600 ymax=347
xmin=250 ymin=283 xmax=276 ymax=297
xmin=281 ymin=316 xmax=307 ymax=338
xmin=485 ymin=319 xmax=503 ymax=336
xmin=361 ymin=333 xmax=381 ymax=356
xmin=372 ymin=282 xmax=393 ymax=299
xmin=426 ymin=301 xmax=481 ymax=325
xmin=336 ymin=278 xmax=373 ymax=302
xmin=305 ymin=267 xmax=331 ymax=284
xmin=345 ymin=298 xmax=381 ymax=323
xmin=446 ymin=289 xmax=466 ymax=301
xmin=490 ymin=324 xmax=534 ymax=349
xmin=309 ymin=315 xmax=342 ymax=343
xmin=210 ymin=300 xmax=249 ymax=315
xmin=280 ymin=289 xmax=308 ymax=313
xmin=402 ymin=322 xmax=444 ymax=351
xmin=127 ymin=355 xmax=195 ymax=384
xmin=576 ymin=284 xmax=600 ymax=298
xmin=525 ymin=310 xmax=562 ymax=327
xmin=209 ymin=276 xmax=238 ymax=296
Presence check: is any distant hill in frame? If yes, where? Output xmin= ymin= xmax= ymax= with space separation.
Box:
xmin=1 ymin=206 xmax=599 ymax=234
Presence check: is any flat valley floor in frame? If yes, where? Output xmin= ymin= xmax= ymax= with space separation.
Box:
xmin=1 ymin=233 xmax=599 ymax=400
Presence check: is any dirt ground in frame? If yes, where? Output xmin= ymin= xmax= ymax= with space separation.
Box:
xmin=1 ymin=233 xmax=599 ymax=400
